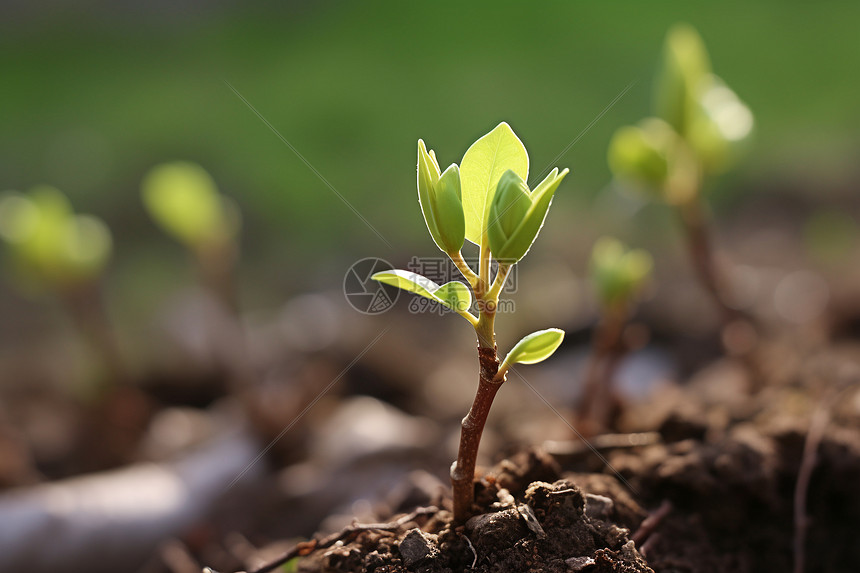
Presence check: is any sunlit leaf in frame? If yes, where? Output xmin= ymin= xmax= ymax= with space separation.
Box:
xmin=371 ymin=270 xmax=471 ymax=313
xmin=459 ymin=122 xmax=529 ymax=245
xmin=141 ymin=161 xmax=227 ymax=247
xmin=502 ymin=328 xmax=565 ymax=368
xmin=432 ymin=280 xmax=472 ymax=313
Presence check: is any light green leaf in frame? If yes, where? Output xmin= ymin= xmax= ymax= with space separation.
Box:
xmin=432 ymin=280 xmax=472 ymax=313
xmin=141 ymin=161 xmax=227 ymax=247
xmin=459 ymin=122 xmax=529 ymax=245
xmin=502 ymin=328 xmax=565 ymax=369
xmin=372 ymin=269 xmax=439 ymax=300
xmin=371 ymin=270 xmax=471 ymax=313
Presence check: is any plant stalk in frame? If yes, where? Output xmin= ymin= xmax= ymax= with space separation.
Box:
xmin=450 ymin=252 xmax=504 ymax=521
xmin=451 ymin=342 xmax=501 ymax=522
xmin=577 ymin=304 xmax=627 ymax=436
xmin=62 ymin=280 xmax=129 ymax=389
xmin=678 ymin=195 xmax=744 ymax=326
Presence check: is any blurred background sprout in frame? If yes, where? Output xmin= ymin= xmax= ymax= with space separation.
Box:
xmin=0 ymin=187 xmax=112 ymax=291
xmin=578 ymin=237 xmax=653 ymax=435
xmin=142 ymin=161 xmax=242 ymax=312
xmin=0 ymin=186 xmax=125 ymax=389
xmin=608 ymin=23 xmax=756 ymax=349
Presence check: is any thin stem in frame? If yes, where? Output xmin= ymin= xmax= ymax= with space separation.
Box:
xmin=576 ymin=304 xmax=627 ymax=436
xmin=451 ymin=344 xmax=501 ymax=522
xmin=678 ymin=195 xmax=745 ymax=326
xmin=449 ymin=250 xmax=480 ymax=290
xmin=487 ymin=263 xmax=511 ymax=301
xmin=477 ymin=236 xmax=490 ymax=297
xmin=451 ymin=258 xmax=503 ymax=522
xmin=457 ymin=309 xmax=479 ymax=328
xmin=195 ymin=237 xmax=240 ymax=316
xmin=61 ymin=280 xmax=128 ymax=389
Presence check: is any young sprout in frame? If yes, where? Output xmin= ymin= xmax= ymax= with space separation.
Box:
xmin=0 ymin=187 xmax=124 ymax=386
xmin=608 ymin=23 xmax=754 ymax=333
xmin=578 ymin=237 xmax=653 ymax=435
xmin=141 ymin=161 xmax=241 ymax=312
xmin=372 ymin=122 xmax=568 ymax=522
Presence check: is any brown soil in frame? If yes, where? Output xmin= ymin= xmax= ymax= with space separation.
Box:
xmin=246 ymin=339 xmax=860 ymax=573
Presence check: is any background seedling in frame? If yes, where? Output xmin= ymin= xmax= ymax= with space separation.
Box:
xmin=372 ymin=122 xmax=568 ymax=521
xmin=608 ymin=24 xmax=754 ymax=341
xmin=142 ymin=161 xmax=242 ymax=314
xmin=0 ymin=186 xmax=125 ymax=389
xmin=578 ymin=237 xmax=653 ymax=435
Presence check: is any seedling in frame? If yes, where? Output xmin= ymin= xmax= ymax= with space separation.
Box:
xmin=0 ymin=186 xmax=125 ymax=386
xmin=372 ymin=122 xmax=568 ymax=521
xmin=141 ymin=161 xmax=242 ymax=313
xmin=578 ymin=237 xmax=652 ymax=435
xmin=608 ymin=24 xmax=753 ymax=330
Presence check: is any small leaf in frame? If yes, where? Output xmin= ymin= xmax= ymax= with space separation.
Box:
xmin=589 ymin=237 xmax=653 ymax=308
xmin=371 ymin=269 xmax=440 ymax=301
xmin=460 ymin=122 xmax=529 ymax=245
xmin=655 ymin=23 xmax=711 ymax=136
xmin=141 ymin=162 xmax=228 ymax=247
xmin=432 ymin=280 xmax=472 ymax=313
xmin=371 ymin=270 xmax=471 ymax=313
xmin=686 ymin=76 xmax=754 ymax=174
xmin=502 ymin=328 xmax=565 ymax=368
xmin=487 ymin=168 xmax=568 ymax=264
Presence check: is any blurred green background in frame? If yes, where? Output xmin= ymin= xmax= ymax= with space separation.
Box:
xmin=2 ymin=0 xmax=859 ymax=318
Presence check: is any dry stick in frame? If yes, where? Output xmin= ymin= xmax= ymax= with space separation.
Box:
xmin=229 ymin=507 xmax=440 ymax=573
xmin=631 ymin=499 xmax=673 ymax=546
xmin=793 ymin=389 xmax=841 ymax=573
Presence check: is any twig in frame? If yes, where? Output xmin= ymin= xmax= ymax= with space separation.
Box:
xmin=460 ymin=531 xmax=478 ymax=569
xmin=793 ymin=390 xmax=842 ymax=573
xmin=236 ymin=506 xmax=439 ymax=573
xmin=631 ymin=500 xmax=672 ymax=546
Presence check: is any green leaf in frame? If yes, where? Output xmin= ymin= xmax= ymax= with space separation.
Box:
xmin=589 ymin=237 xmax=653 ymax=308
xmin=502 ymin=328 xmax=565 ymax=368
xmin=0 ymin=187 xmax=112 ymax=287
xmin=371 ymin=270 xmax=471 ymax=313
xmin=655 ymin=23 xmax=711 ymax=136
xmin=432 ymin=280 xmax=472 ymax=313
xmin=487 ymin=168 xmax=568 ymax=264
xmin=141 ymin=161 xmax=227 ymax=247
xmin=607 ymin=119 xmax=676 ymax=194
xmin=686 ymin=76 xmax=754 ymax=174
xmin=459 ymin=122 xmax=529 ymax=245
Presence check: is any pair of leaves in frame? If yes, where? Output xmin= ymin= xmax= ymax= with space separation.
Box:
xmin=0 ymin=187 xmax=113 ymax=287
xmin=372 ymin=270 xmax=472 ymax=315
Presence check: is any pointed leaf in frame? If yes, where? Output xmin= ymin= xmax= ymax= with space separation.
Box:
xmin=503 ymin=328 xmax=565 ymax=368
xmin=371 ymin=270 xmax=471 ymax=313
xmin=493 ymin=168 xmax=568 ymax=264
xmin=371 ymin=269 xmax=440 ymax=301
xmin=432 ymin=281 xmax=472 ymax=313
xmin=459 ymin=122 xmax=529 ymax=245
